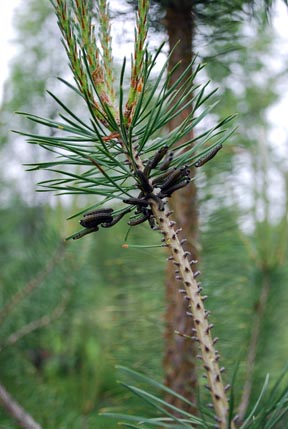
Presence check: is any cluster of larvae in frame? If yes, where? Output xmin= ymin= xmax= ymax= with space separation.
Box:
xmin=73 ymin=143 xmax=222 ymax=239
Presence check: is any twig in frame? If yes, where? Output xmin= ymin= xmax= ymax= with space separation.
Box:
xmin=0 ymin=382 xmax=42 ymax=429
xmin=0 ymin=241 xmax=66 ymax=325
xmin=0 ymin=292 xmax=69 ymax=353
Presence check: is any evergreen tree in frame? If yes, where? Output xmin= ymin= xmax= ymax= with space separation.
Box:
xmin=2 ymin=1 xmax=285 ymax=423
xmin=124 ymin=0 xmax=288 ymax=410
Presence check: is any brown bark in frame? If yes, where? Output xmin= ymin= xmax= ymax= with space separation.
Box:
xmin=163 ymin=4 xmax=199 ymax=413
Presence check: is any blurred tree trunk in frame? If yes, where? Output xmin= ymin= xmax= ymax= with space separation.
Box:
xmin=162 ymin=3 xmax=199 ymax=413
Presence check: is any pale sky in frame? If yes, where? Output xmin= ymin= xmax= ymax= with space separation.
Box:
xmin=1 ymin=0 xmax=288 ymax=100
xmin=1 ymin=0 xmax=288 ymax=140
xmin=0 ymin=0 xmax=22 ymax=102
xmin=1 ymin=0 xmax=288 ymax=219
xmin=1 ymin=1 xmax=288 ymax=93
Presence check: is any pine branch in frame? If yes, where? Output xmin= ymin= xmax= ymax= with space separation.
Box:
xmin=21 ymin=0 xmax=237 ymax=426
xmin=98 ymin=0 xmax=115 ymax=101
xmin=125 ymin=0 xmax=150 ymax=125
xmin=0 ymin=292 xmax=69 ymax=353
xmin=0 ymin=242 xmax=66 ymax=326
xmin=0 ymin=383 xmax=42 ymax=429
xmin=148 ymin=201 xmax=233 ymax=429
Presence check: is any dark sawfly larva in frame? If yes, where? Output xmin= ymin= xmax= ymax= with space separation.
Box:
xmin=128 ymin=211 xmax=151 ymax=226
xmin=83 ymin=208 xmax=113 ymax=217
xmin=135 ymin=169 xmax=153 ymax=193
xmin=148 ymin=215 xmax=156 ymax=229
xmin=159 ymin=150 xmax=174 ymax=171
xmin=80 ymin=212 xmax=113 ymax=228
xmin=151 ymin=168 xmax=175 ymax=186
xmin=159 ymin=178 xmax=191 ymax=198
xmin=159 ymin=166 xmax=190 ymax=192
xmin=123 ymin=197 xmax=149 ymax=207
xmin=72 ymin=227 xmax=99 ymax=240
xmin=150 ymin=145 xmax=169 ymax=169
xmin=143 ymin=145 xmax=169 ymax=177
xmin=101 ymin=208 xmax=132 ymax=228
xmin=194 ymin=144 xmax=223 ymax=167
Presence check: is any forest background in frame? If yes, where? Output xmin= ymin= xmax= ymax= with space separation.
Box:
xmin=1 ymin=0 xmax=288 ymax=428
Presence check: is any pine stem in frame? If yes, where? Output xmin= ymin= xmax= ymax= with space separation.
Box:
xmin=149 ymin=198 xmax=234 ymax=429
xmin=122 ymin=137 xmax=234 ymax=426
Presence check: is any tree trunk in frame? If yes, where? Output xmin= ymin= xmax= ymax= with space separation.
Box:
xmin=163 ymin=3 xmax=199 ymax=413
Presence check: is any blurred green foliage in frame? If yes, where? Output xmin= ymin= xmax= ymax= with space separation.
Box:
xmin=0 ymin=200 xmax=167 ymax=428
